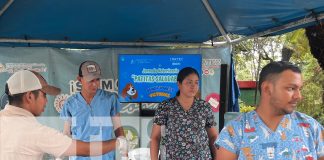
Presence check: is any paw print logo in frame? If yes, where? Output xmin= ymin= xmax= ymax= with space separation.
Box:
xmin=54 ymin=94 xmax=70 ymax=113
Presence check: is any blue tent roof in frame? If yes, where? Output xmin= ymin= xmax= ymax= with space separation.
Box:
xmin=0 ymin=0 xmax=324 ymax=48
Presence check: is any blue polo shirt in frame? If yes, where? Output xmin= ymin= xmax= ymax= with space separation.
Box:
xmin=60 ymin=89 xmax=121 ymax=160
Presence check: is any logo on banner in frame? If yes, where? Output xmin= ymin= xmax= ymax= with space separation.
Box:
xmin=121 ymin=83 xmax=138 ymax=101
xmin=205 ymin=93 xmax=220 ymax=112
xmin=203 ymin=68 xmax=215 ymax=75
xmin=0 ymin=63 xmax=47 ymax=73
xmin=54 ymin=94 xmax=70 ymax=113
xmin=202 ymin=59 xmax=221 ymax=76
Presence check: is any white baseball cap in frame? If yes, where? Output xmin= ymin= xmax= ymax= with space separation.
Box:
xmin=79 ymin=61 xmax=102 ymax=82
xmin=6 ymin=70 xmax=61 ymax=95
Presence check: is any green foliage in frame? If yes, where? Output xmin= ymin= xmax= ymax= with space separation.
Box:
xmin=286 ymin=29 xmax=324 ymax=125
xmin=233 ymin=29 xmax=324 ymax=125
xmin=239 ymin=105 xmax=256 ymax=113
xmin=239 ymin=99 xmax=256 ymax=113
xmin=233 ymin=37 xmax=284 ymax=81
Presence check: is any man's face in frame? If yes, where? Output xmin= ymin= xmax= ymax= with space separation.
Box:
xmin=268 ymin=70 xmax=303 ymax=114
xmin=80 ymin=77 xmax=100 ymax=95
xmin=31 ymin=90 xmax=47 ymax=116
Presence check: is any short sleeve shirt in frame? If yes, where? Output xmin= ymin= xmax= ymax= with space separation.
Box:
xmin=60 ymin=89 xmax=121 ymax=160
xmin=153 ymin=97 xmax=217 ymax=159
xmin=215 ymin=111 xmax=324 ymax=160
xmin=0 ymin=105 xmax=72 ymax=160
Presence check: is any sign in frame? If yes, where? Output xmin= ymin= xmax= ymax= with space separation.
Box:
xmin=118 ymin=54 xmax=202 ymax=103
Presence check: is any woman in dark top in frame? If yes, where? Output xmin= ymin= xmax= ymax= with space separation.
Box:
xmin=150 ymin=67 xmax=218 ymax=160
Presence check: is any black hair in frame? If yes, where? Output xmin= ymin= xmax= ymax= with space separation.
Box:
xmin=176 ymin=67 xmax=200 ymax=96
xmin=258 ymin=61 xmax=301 ymax=94
xmin=5 ymin=83 xmax=40 ymax=106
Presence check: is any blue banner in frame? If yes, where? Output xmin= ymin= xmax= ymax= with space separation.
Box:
xmin=118 ymin=54 xmax=201 ymax=103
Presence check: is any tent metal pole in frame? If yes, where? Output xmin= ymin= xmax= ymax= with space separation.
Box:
xmin=231 ymin=12 xmax=324 ymax=44
xmin=202 ymin=0 xmax=231 ymax=43
xmin=0 ymin=0 xmax=14 ymax=17
xmin=0 ymin=38 xmax=229 ymax=47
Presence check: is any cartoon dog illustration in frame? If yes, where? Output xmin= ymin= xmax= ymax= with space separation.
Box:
xmin=122 ymin=83 xmax=138 ymax=100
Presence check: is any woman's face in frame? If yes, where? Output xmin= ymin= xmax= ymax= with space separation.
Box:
xmin=178 ymin=73 xmax=199 ymax=98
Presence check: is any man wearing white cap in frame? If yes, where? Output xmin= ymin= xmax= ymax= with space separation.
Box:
xmin=0 ymin=70 xmax=127 ymax=160
xmin=60 ymin=61 xmax=126 ymax=160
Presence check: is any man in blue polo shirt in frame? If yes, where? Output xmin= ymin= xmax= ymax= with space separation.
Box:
xmin=60 ymin=61 xmax=126 ymax=160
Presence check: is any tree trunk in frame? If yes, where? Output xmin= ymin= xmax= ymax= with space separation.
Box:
xmin=281 ymin=46 xmax=294 ymax=62
xmin=305 ymin=25 xmax=324 ymax=69
xmin=305 ymin=25 xmax=324 ymax=107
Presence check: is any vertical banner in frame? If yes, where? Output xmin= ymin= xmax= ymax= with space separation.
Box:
xmin=201 ymin=47 xmax=231 ymax=131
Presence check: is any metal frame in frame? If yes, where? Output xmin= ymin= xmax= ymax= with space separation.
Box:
xmin=201 ymin=0 xmax=232 ymax=43
xmin=0 ymin=38 xmax=226 ymax=47
xmin=201 ymin=0 xmax=324 ymax=46
xmin=0 ymin=0 xmax=14 ymax=17
xmin=230 ymin=12 xmax=324 ymax=45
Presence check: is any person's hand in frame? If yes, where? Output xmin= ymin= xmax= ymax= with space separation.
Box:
xmin=117 ymin=136 xmax=128 ymax=159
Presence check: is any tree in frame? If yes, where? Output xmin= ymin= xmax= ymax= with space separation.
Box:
xmin=233 ymin=30 xmax=324 ymax=125
xmin=233 ymin=36 xmax=283 ymax=81
xmin=305 ymin=25 xmax=324 ymax=69
xmin=287 ymin=29 xmax=324 ymax=125
xmin=233 ymin=36 xmax=284 ymax=105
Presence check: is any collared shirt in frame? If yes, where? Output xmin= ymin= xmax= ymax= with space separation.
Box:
xmin=60 ymin=89 xmax=120 ymax=160
xmin=153 ymin=97 xmax=217 ymax=160
xmin=215 ymin=110 xmax=324 ymax=160
xmin=0 ymin=105 xmax=72 ymax=160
